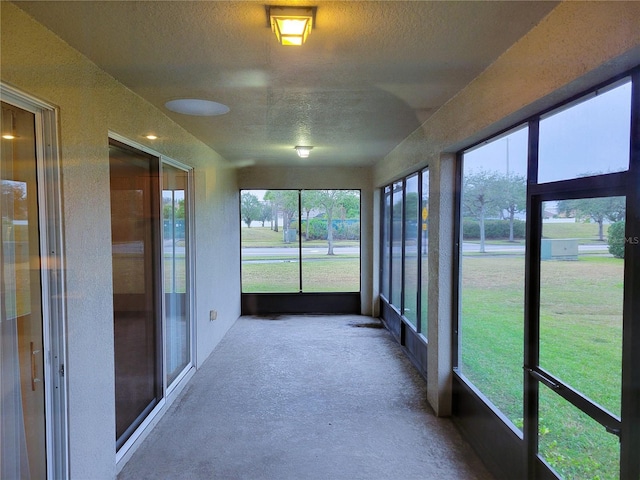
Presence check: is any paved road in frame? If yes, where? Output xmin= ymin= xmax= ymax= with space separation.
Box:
xmin=242 ymin=246 xmax=360 ymax=256
xmin=241 ymin=243 xmax=609 ymax=258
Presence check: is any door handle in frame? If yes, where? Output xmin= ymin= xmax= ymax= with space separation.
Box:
xmin=31 ymin=341 xmax=42 ymax=391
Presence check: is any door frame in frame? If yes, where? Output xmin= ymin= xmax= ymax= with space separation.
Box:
xmin=1 ymin=83 xmax=68 ymax=480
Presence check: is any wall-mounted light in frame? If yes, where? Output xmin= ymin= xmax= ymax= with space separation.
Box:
xmin=295 ymin=146 xmax=313 ymax=158
xmin=267 ymin=6 xmax=316 ymax=46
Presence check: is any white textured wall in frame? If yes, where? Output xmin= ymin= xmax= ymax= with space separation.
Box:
xmin=372 ymin=1 xmax=640 ymax=416
xmin=1 ymin=3 xmax=240 ymax=477
xmin=238 ymin=166 xmax=374 ymax=315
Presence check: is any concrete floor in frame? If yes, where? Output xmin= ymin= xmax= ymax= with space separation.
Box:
xmin=118 ymin=315 xmax=493 ymax=480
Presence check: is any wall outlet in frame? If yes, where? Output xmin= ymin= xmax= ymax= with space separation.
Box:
xmin=209 ymin=310 xmax=217 ymax=321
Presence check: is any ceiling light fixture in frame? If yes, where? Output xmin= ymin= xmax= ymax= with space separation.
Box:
xmin=2 ymin=134 xmax=15 ymax=140
xmin=145 ymin=134 xmax=158 ymax=140
xmin=295 ymin=146 xmax=313 ymax=158
xmin=267 ymin=6 xmax=315 ymax=46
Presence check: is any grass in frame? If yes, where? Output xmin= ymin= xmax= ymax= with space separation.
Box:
xmin=542 ymin=222 xmax=610 ymax=243
xmin=241 ymin=257 xmax=360 ymax=292
xmin=460 ymin=254 xmax=623 ymax=479
xmin=241 ymin=227 xmax=361 ymax=292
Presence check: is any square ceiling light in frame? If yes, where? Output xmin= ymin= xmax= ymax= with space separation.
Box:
xmin=267 ymin=6 xmax=316 ymax=46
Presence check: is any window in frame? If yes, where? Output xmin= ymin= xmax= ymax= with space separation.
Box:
xmin=391 ymin=181 xmax=403 ymax=308
xmin=538 ymin=80 xmax=631 ymax=183
xmin=381 ymin=185 xmax=391 ymax=300
xmin=454 ymin=72 xmax=639 ymax=479
xmin=403 ymin=174 xmax=419 ymax=326
xmin=241 ymin=189 xmax=360 ymax=293
xmin=380 ymin=168 xmax=429 ymax=337
xmin=458 ymin=126 xmax=528 ymax=428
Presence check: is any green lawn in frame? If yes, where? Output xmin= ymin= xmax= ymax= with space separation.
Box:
xmin=241 ymin=257 xmax=360 ymax=292
xmin=460 ymin=255 xmax=623 ymax=479
xmin=241 ymin=227 xmax=361 ymax=292
xmin=542 ymin=222 xmax=610 ymax=242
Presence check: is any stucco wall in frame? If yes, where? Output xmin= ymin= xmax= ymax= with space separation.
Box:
xmin=374 ymin=1 xmax=640 ymax=186
xmin=1 ymin=3 xmax=240 ymax=477
xmin=371 ymin=1 xmax=640 ymax=416
xmin=237 ymin=166 xmax=374 ymax=315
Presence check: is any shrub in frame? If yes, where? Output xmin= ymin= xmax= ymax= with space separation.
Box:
xmin=607 ymin=220 xmax=625 ymax=259
xmin=462 ymin=219 xmax=525 ymax=240
xmin=300 ymin=219 xmax=360 ymax=241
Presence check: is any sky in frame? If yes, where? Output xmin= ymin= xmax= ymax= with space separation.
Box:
xmin=463 ymin=79 xmax=632 ymax=182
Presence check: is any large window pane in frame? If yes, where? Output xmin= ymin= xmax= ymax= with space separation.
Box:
xmin=403 ymin=175 xmax=418 ymax=326
xmin=241 ymin=189 xmax=360 ymax=293
xmin=459 ymin=126 xmax=528 ymax=427
xmin=301 ymin=190 xmax=360 ymax=293
xmin=538 ymin=80 xmax=631 ymax=183
xmin=420 ymin=169 xmax=429 ymax=336
xmin=163 ymin=164 xmax=191 ymax=386
xmin=381 ymin=186 xmax=391 ymax=299
xmin=391 ymin=181 xmax=403 ymax=309
xmin=539 ymin=198 xmax=624 ymax=418
xmin=241 ymin=190 xmax=299 ymax=293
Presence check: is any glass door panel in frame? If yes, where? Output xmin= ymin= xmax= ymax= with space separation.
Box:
xmin=109 ymin=142 xmax=162 ymax=449
xmin=1 ymin=102 xmax=47 ymax=478
xmin=539 ymin=385 xmax=620 ymax=479
xmin=163 ymin=165 xmax=190 ymax=386
xmin=539 ymin=198 xmax=624 ymax=418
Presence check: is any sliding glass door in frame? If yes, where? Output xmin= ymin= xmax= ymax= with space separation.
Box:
xmin=110 ymin=138 xmax=194 ymax=452
xmin=1 ymin=90 xmax=65 ymax=479
xmin=109 ymin=141 xmax=163 ymax=449
xmin=1 ymin=101 xmax=47 ymax=479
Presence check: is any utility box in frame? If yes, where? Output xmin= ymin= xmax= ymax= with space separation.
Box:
xmin=283 ymin=229 xmax=297 ymax=243
xmin=541 ymin=238 xmax=579 ymax=260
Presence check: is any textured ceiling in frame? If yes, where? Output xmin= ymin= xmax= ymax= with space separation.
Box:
xmin=15 ymin=1 xmax=558 ymax=167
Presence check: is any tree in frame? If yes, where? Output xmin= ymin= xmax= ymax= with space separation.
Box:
xmin=301 ymin=190 xmax=321 ymax=240
xmin=557 ymin=196 xmax=626 ymax=241
xmin=462 ymin=170 xmax=500 ymax=253
xmin=164 ymin=198 xmax=185 ymax=220
xmin=492 ymin=173 xmax=526 ymax=242
xmin=314 ymin=190 xmax=359 ymax=255
xmin=263 ymin=190 xmax=298 ymax=235
xmin=259 ymin=202 xmax=271 ymax=227
xmin=240 ymin=192 xmax=261 ymax=228
xmin=1 ymin=180 xmax=28 ymax=220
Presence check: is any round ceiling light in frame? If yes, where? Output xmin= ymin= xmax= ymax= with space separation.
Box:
xmin=164 ymin=98 xmax=230 ymax=116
